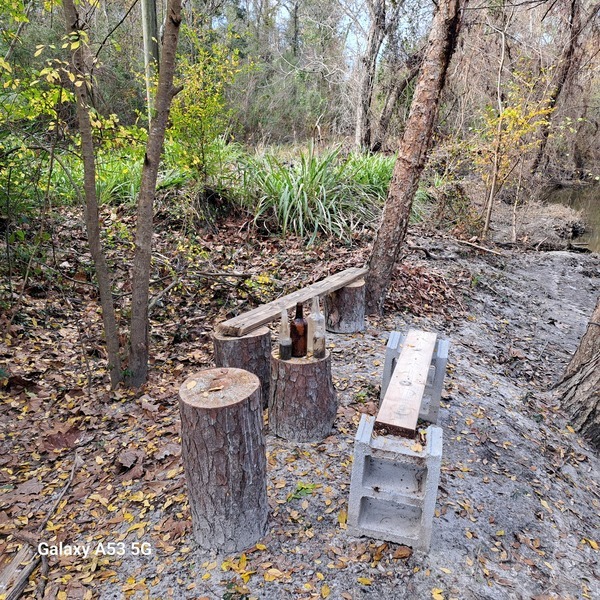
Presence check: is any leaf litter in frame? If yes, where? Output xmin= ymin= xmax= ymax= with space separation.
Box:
xmin=0 ymin=209 xmax=599 ymax=599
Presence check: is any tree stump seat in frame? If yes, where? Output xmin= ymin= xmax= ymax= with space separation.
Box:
xmin=212 ymin=267 xmax=369 ymax=409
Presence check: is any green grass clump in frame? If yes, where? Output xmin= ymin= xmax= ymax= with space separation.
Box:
xmin=242 ymin=145 xmax=388 ymax=242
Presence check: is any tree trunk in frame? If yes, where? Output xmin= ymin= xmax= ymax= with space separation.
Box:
xmin=325 ymin=280 xmax=365 ymax=333
xmin=63 ymin=0 xmax=122 ymax=388
xmin=370 ymin=50 xmax=422 ymax=153
xmin=530 ymin=0 xmax=600 ymax=175
xmin=355 ymin=0 xmax=387 ymax=150
xmin=269 ymin=351 xmax=336 ymax=442
xmin=179 ymin=368 xmax=268 ymax=552
xmin=141 ymin=0 xmax=160 ymax=124
xmin=365 ymin=0 xmax=465 ymax=315
xmin=556 ymin=296 xmax=600 ymax=449
xmin=213 ymin=327 xmax=272 ymax=408
xmin=127 ymin=0 xmax=182 ymax=387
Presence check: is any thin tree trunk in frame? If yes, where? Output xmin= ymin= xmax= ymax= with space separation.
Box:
xmin=141 ymin=0 xmax=160 ymax=124
xmin=127 ymin=0 xmax=182 ymax=387
xmin=63 ymin=0 xmax=122 ymax=388
xmin=371 ymin=49 xmax=422 ymax=153
xmin=482 ymin=18 xmax=508 ymax=238
xmin=355 ymin=0 xmax=388 ymax=150
xmin=365 ymin=0 xmax=465 ymax=314
xmin=530 ymin=0 xmax=600 ymax=175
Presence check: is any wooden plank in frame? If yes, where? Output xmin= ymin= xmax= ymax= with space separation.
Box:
xmin=217 ymin=267 xmax=369 ymax=337
xmin=375 ymin=329 xmax=437 ymax=438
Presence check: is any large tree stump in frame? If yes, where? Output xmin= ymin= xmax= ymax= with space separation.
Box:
xmin=213 ymin=327 xmax=271 ymax=408
xmin=179 ymin=368 xmax=268 ymax=553
xmin=325 ymin=279 xmax=365 ymax=333
xmin=269 ymin=352 xmax=336 ymax=442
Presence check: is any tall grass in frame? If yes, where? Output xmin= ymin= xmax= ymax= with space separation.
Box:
xmin=242 ymin=145 xmax=387 ymax=242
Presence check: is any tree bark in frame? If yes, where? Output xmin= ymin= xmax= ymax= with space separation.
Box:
xmin=63 ymin=0 xmax=122 ymax=388
xmin=325 ymin=280 xmax=365 ymax=333
xmin=213 ymin=327 xmax=272 ymax=408
xmin=355 ymin=0 xmax=401 ymax=150
xmin=365 ymin=0 xmax=465 ymax=314
xmin=179 ymin=368 xmax=268 ymax=552
xmin=128 ymin=0 xmax=182 ymax=387
xmin=269 ymin=351 xmax=336 ymax=442
xmin=556 ymin=296 xmax=600 ymax=449
xmin=370 ymin=49 xmax=422 ymax=153
xmin=141 ymin=0 xmax=160 ymax=124
xmin=530 ymin=0 xmax=600 ymax=175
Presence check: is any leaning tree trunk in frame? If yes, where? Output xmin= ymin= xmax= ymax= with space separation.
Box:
xmin=365 ymin=0 xmax=466 ymax=314
xmin=63 ymin=0 xmax=122 ymax=387
xmin=127 ymin=0 xmax=182 ymax=387
xmin=556 ymin=296 xmax=600 ymax=449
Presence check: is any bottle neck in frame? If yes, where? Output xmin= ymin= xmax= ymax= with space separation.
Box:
xmin=295 ymin=303 xmax=303 ymax=319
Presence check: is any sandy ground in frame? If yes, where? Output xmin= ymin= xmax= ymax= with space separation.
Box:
xmin=143 ymin=239 xmax=599 ymax=600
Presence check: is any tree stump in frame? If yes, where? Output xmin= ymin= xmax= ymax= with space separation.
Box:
xmin=213 ymin=327 xmax=271 ymax=408
xmin=325 ymin=279 xmax=365 ymax=333
xmin=269 ymin=352 xmax=336 ymax=442
xmin=179 ymin=368 xmax=268 ymax=553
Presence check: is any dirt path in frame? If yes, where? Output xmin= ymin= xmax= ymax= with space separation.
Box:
xmin=1 ymin=227 xmax=598 ymax=600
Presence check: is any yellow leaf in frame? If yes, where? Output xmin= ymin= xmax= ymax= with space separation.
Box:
xmin=495 ymin=530 xmax=505 ymax=536
xmin=186 ymin=379 xmax=197 ymax=389
xmin=338 ymin=509 xmax=347 ymax=527
xmin=540 ymin=499 xmax=552 ymax=512
xmin=34 ymin=47 xmax=44 ymax=57
xmin=411 ymin=442 xmax=423 ymax=453
xmin=587 ymin=539 xmax=599 ymax=550
xmin=202 ymin=573 xmax=211 ymax=580
xmin=57 ymin=592 xmax=68 ymax=600
xmin=264 ymin=568 xmax=284 ymax=581
xmin=166 ymin=468 xmax=179 ymax=479
xmin=357 ymin=577 xmax=372 ymax=585
xmin=321 ymin=583 xmax=331 ymax=598
xmin=256 ymin=543 xmax=267 ymax=550
xmin=239 ymin=553 xmax=247 ymax=570
xmin=95 ymin=456 xmax=104 ymax=465
xmin=432 ymin=588 xmax=444 ymax=600
xmin=440 ymin=567 xmax=452 ymax=574
xmin=74 ymin=80 xmax=84 ymax=87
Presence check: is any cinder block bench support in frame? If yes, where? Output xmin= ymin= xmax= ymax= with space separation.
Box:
xmin=269 ymin=351 xmax=336 ymax=442
xmin=381 ymin=331 xmax=449 ymax=424
xmin=179 ymin=368 xmax=268 ymax=553
xmin=347 ymin=415 xmax=443 ymax=551
xmin=213 ymin=327 xmax=271 ymax=408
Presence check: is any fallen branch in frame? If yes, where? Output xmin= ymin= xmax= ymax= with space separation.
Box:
xmin=0 ymin=454 xmax=79 ymax=600
xmin=452 ymin=238 xmax=504 ymax=256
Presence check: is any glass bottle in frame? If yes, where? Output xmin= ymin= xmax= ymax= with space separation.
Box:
xmin=278 ymin=307 xmax=292 ymax=360
xmin=290 ymin=302 xmax=307 ymax=357
xmin=307 ymin=296 xmax=325 ymax=356
xmin=312 ymin=307 xmax=326 ymax=359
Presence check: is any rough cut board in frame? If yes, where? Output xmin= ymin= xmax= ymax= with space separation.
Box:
xmin=217 ymin=267 xmax=369 ymax=337
xmin=375 ymin=329 xmax=437 ymax=438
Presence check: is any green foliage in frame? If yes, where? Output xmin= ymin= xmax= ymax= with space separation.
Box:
xmin=169 ymin=27 xmax=241 ymax=182
xmin=242 ymin=145 xmax=386 ymax=242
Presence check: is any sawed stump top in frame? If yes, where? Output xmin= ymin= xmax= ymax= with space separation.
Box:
xmin=179 ymin=368 xmax=259 ymax=409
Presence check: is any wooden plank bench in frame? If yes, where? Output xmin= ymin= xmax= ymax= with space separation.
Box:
xmin=216 ymin=266 xmax=368 ymax=337
xmin=375 ymin=329 xmax=446 ymax=438
xmin=212 ymin=266 xmax=369 ymax=411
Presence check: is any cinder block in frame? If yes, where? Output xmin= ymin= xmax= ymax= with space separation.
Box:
xmin=380 ymin=331 xmax=449 ymax=424
xmin=347 ymin=415 xmax=443 ymax=551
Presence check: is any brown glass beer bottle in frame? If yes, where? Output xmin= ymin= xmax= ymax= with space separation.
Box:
xmin=290 ymin=302 xmax=307 ymax=357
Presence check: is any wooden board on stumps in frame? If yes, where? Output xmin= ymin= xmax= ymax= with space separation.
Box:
xmin=325 ymin=278 xmax=365 ymax=333
xmin=269 ymin=351 xmax=337 ymax=442
xmin=217 ymin=267 xmax=368 ymax=337
xmin=179 ymin=368 xmax=268 ymax=553
xmin=213 ymin=326 xmax=271 ymax=408
xmin=375 ymin=329 xmax=437 ymax=438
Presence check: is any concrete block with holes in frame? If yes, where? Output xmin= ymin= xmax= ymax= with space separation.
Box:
xmin=347 ymin=414 xmax=443 ymax=551
xmin=380 ymin=331 xmax=449 ymax=424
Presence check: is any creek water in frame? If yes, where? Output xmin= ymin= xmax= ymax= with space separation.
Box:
xmin=544 ymin=183 xmax=600 ymax=253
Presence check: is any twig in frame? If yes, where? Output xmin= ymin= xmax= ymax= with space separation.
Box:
xmin=148 ymin=279 xmax=179 ymax=311
xmin=452 ymin=238 xmax=504 ymax=256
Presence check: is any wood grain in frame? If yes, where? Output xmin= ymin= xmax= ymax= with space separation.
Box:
xmin=375 ymin=329 xmax=437 ymax=438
